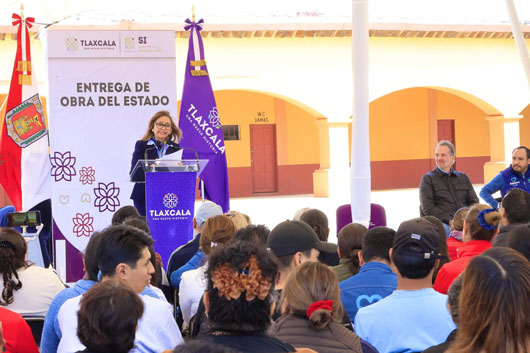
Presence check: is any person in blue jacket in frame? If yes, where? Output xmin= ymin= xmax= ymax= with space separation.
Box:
xmin=130 ymin=110 xmax=182 ymax=216
xmin=480 ymin=146 xmax=530 ymax=209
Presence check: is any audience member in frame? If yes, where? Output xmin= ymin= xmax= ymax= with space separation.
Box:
xmin=446 ymin=248 xmax=530 ymax=353
xmin=420 ymin=140 xmax=478 ymax=229
xmin=170 ymin=340 xmax=238 ymax=353
xmin=179 ymin=215 xmax=236 ymax=327
xmin=299 ymin=209 xmax=339 ymax=266
xmin=292 ymin=207 xmax=311 ymax=221
xmin=271 ymin=261 xmax=376 ymax=353
xmin=492 ymin=188 xmax=530 ymax=247
xmin=76 ymin=280 xmax=144 ymax=353
xmin=122 ymin=216 xmax=165 ymax=291
xmin=56 ymin=224 xmax=182 ymax=353
xmin=339 ymin=226 xmax=397 ymax=320
xmin=233 ymin=224 xmax=270 ymax=247
xmin=225 ymin=210 xmax=251 ymax=230
xmin=423 ymin=276 xmax=461 ymax=353
xmin=41 ymin=232 xmax=102 ymax=353
xmin=193 ymin=241 xmax=296 ymax=352
xmin=447 ymin=207 xmax=469 ymax=261
xmin=332 ymin=223 xmax=367 ymax=282
xmin=267 ymin=220 xmax=336 ymax=312
xmin=354 ymin=218 xmax=455 ymax=353
xmin=434 ymin=204 xmax=501 ymax=294
xmin=167 ymin=201 xmax=223 ymax=286
xmin=0 ymin=228 xmax=65 ymax=317
xmin=422 ymin=216 xmax=450 ymax=283
xmin=480 ymin=146 xmax=530 ymax=209
xmin=111 ymin=205 xmax=141 ymax=225
xmin=0 ymin=307 xmax=39 ymax=353
xmin=508 ymin=223 xmax=530 ymax=261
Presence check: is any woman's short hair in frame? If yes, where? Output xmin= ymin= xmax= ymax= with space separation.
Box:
xmin=206 ymin=241 xmax=278 ymax=333
xmin=83 ymin=232 xmax=102 ymax=282
xmin=337 ymin=223 xmax=367 ymax=274
xmin=508 ymin=223 xmax=530 ymax=262
xmin=447 ymin=247 xmax=530 ymax=353
xmin=451 ymin=207 xmax=469 ymax=232
xmin=281 ymin=261 xmax=343 ymax=330
xmin=77 ymin=279 xmax=144 ymax=353
xmin=233 ymin=224 xmax=270 ymax=247
xmin=0 ymin=228 xmax=28 ymax=305
xmin=200 ymin=215 xmax=236 ymax=256
xmin=111 ymin=206 xmax=140 ymax=225
xmin=224 ymin=211 xmax=251 ymax=231
xmin=465 ymin=204 xmax=502 ymax=241
xmin=141 ymin=110 xmax=182 ymax=142
xmin=299 ymin=209 xmax=329 ymax=242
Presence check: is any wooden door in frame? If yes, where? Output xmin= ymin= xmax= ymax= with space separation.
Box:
xmin=437 ymin=119 xmax=456 ymax=169
xmin=250 ymin=124 xmax=277 ymax=193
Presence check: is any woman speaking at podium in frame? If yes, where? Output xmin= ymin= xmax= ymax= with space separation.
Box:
xmin=130 ymin=110 xmax=182 ymax=216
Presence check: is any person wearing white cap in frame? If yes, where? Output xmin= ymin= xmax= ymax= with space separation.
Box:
xmin=166 ymin=201 xmax=223 ymax=284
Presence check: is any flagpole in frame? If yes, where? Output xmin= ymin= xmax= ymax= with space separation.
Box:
xmin=505 ymin=0 xmax=530 ymax=90
xmin=350 ymin=0 xmax=371 ymax=227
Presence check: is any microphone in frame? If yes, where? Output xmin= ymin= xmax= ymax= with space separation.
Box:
xmin=144 ymin=145 xmax=156 ymax=171
xmin=179 ymin=147 xmax=200 ymax=172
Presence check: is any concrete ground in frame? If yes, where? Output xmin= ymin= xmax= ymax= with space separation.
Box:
xmin=201 ymin=185 xmax=486 ymax=243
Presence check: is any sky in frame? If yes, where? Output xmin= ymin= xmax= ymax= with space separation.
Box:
xmin=0 ymin=0 xmax=529 ymax=27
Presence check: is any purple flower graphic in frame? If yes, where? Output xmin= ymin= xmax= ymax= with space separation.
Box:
xmin=50 ymin=151 xmax=77 ymax=182
xmin=163 ymin=193 xmax=178 ymax=208
xmin=72 ymin=212 xmax=94 ymax=237
xmin=208 ymin=107 xmax=221 ymax=129
xmin=93 ymin=182 xmax=120 ymax=212
xmin=79 ymin=166 xmax=95 ymax=185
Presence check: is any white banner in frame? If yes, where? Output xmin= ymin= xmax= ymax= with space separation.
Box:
xmin=47 ymin=30 xmax=177 ymax=253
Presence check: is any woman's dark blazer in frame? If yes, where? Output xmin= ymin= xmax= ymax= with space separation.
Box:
xmin=129 ymin=139 xmax=181 ymax=206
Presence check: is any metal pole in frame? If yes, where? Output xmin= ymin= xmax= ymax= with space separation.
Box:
xmin=351 ymin=0 xmax=371 ymax=227
xmin=200 ymin=179 xmax=205 ymax=204
xmin=505 ymin=0 xmax=530 ymax=90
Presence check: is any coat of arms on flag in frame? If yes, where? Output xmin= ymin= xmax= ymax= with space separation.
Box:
xmin=0 ymin=11 xmax=51 ymax=212
xmin=5 ymin=94 xmax=47 ymax=148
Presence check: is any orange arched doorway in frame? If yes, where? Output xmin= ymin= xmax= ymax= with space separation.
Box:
xmin=178 ymin=89 xmax=323 ymax=197
xmin=363 ymin=87 xmax=497 ymax=190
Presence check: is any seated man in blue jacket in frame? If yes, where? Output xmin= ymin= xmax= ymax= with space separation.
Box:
xmin=339 ymin=226 xmax=397 ymax=321
xmin=480 ymin=146 xmax=530 ymax=209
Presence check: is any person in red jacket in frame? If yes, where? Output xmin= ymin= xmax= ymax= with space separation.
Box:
xmin=0 ymin=307 xmax=39 ymax=353
xmin=446 ymin=207 xmax=469 ymax=261
xmin=434 ymin=204 xmax=502 ymax=294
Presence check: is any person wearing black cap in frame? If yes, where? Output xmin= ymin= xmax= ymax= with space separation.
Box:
xmin=354 ymin=218 xmax=455 ymax=353
xmin=268 ymin=220 xmax=337 ymax=291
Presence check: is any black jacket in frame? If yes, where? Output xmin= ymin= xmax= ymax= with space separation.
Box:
xmin=420 ymin=168 xmax=478 ymax=224
xmin=129 ymin=139 xmax=180 ymax=209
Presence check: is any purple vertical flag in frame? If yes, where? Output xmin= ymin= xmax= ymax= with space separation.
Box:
xmin=178 ymin=19 xmax=230 ymax=212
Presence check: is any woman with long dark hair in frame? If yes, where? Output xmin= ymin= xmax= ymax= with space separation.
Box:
xmin=446 ymin=247 xmax=530 ymax=353
xmin=0 ymin=228 xmax=64 ymax=316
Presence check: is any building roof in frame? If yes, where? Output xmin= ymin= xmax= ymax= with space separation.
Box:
xmin=0 ymin=0 xmax=529 ymax=41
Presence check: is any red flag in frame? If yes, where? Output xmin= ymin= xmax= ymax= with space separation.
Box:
xmin=0 ymin=13 xmax=50 ymax=211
